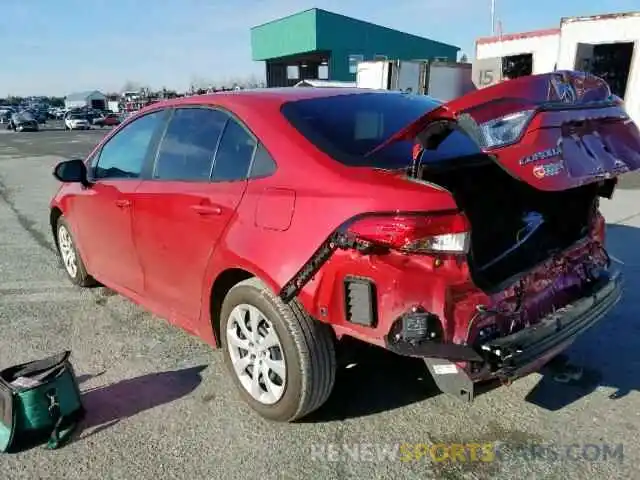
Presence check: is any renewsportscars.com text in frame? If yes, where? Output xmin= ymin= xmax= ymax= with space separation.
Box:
xmin=309 ymin=442 xmax=624 ymax=463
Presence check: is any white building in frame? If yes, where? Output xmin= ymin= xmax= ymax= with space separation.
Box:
xmin=64 ymin=90 xmax=108 ymax=110
xmin=475 ymin=11 xmax=640 ymax=124
xmin=476 ymin=28 xmax=561 ymax=75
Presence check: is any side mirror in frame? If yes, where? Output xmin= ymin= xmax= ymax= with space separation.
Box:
xmin=52 ymin=159 xmax=92 ymax=187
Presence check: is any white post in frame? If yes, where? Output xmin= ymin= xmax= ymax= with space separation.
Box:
xmin=491 ymin=0 xmax=496 ymax=35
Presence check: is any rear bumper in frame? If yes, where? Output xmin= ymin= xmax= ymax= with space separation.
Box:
xmin=392 ymin=270 xmax=622 ymax=401
xmin=482 ymin=270 xmax=621 ymax=379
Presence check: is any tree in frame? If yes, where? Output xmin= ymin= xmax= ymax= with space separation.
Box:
xmin=459 ymin=53 xmax=469 ymax=63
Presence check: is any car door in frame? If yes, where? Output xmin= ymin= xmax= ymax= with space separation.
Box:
xmin=133 ymin=107 xmax=257 ymax=324
xmin=72 ymin=109 xmax=167 ymax=293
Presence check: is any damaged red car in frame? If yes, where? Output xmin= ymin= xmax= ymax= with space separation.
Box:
xmin=50 ymin=71 xmax=640 ymax=422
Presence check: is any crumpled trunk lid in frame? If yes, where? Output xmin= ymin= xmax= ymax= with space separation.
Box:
xmin=377 ymin=71 xmax=639 ymax=346
xmin=370 ymin=71 xmax=640 ymax=189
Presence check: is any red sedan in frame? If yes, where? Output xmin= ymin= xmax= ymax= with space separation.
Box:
xmin=50 ymin=71 xmax=640 ymax=421
xmin=94 ymin=113 xmax=121 ymax=127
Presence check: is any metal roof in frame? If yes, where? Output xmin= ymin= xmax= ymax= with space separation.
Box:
xmin=476 ymin=28 xmax=560 ymax=45
xmin=561 ymin=11 xmax=640 ymax=24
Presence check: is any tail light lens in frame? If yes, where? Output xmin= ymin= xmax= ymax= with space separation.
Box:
xmin=345 ymin=212 xmax=470 ymax=254
xmin=476 ymin=110 xmax=535 ymax=148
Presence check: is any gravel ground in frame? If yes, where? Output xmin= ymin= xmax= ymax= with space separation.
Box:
xmin=1 ymin=129 xmax=640 ymax=479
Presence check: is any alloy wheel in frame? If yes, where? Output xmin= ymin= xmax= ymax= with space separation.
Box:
xmin=226 ymin=303 xmax=287 ymax=405
xmin=57 ymin=225 xmax=78 ymax=278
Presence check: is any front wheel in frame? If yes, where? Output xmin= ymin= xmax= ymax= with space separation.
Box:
xmin=220 ymin=277 xmax=336 ymax=422
xmin=56 ymin=217 xmax=96 ymax=287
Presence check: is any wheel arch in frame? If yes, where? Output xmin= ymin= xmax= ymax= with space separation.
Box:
xmin=49 ymin=206 xmax=63 ymax=250
xmin=208 ymin=267 xmax=257 ymax=347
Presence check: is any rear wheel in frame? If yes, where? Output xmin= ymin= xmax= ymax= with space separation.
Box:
xmin=220 ymin=277 xmax=336 ymax=422
xmin=56 ymin=217 xmax=95 ymax=287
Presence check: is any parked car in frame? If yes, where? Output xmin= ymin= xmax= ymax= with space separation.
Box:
xmin=92 ymin=113 xmax=121 ymax=127
xmin=26 ymin=108 xmax=47 ymax=124
xmin=0 ymin=109 xmax=13 ymax=124
xmin=64 ymin=114 xmax=91 ymax=130
xmin=49 ymin=71 xmax=640 ymax=422
xmin=63 ymin=109 xmax=85 ymax=120
xmin=7 ymin=111 xmax=39 ymax=131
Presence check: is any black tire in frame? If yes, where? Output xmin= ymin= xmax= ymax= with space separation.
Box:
xmin=55 ymin=216 xmax=96 ymax=287
xmin=220 ymin=277 xmax=336 ymax=422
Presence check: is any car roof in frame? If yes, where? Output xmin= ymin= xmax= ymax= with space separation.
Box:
xmin=136 ymin=87 xmax=398 ymax=115
xmin=193 ymin=87 xmax=381 ymax=102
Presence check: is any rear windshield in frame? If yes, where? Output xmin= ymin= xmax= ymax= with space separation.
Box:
xmin=280 ymin=92 xmax=446 ymax=169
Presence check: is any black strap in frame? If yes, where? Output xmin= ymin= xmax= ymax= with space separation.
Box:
xmin=44 ymin=389 xmax=78 ymax=450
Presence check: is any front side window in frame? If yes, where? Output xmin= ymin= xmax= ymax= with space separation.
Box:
xmin=153 ymin=108 xmax=228 ymax=181
xmin=94 ymin=110 xmax=164 ymax=179
xmin=212 ymin=119 xmax=257 ymax=182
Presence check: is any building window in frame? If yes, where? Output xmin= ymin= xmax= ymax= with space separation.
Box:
xmin=348 ymin=54 xmax=364 ymax=74
xmin=434 ymin=57 xmax=449 ymax=62
xmin=318 ymin=64 xmax=329 ymax=80
xmin=373 ymin=55 xmax=387 ymax=61
xmin=286 ymin=65 xmax=300 ymax=80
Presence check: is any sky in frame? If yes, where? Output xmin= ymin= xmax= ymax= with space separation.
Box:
xmin=0 ymin=0 xmax=638 ymax=96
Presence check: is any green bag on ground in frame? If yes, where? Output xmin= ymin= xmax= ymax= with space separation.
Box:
xmin=0 ymin=351 xmax=84 ymax=452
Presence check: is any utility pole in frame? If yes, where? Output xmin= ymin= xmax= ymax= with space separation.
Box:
xmin=491 ymin=0 xmax=496 ymax=35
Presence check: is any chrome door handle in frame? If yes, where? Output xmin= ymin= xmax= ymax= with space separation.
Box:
xmin=115 ymin=199 xmax=131 ymax=208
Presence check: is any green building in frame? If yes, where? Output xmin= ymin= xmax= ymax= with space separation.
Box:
xmin=251 ymin=8 xmax=460 ymax=87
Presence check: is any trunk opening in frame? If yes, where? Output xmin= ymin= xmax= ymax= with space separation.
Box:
xmin=418 ymin=154 xmax=602 ymax=293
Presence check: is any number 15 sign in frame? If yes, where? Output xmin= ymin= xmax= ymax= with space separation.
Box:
xmin=472 ymin=57 xmax=503 ymax=88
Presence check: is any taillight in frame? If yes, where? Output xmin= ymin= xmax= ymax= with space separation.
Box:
xmin=345 ymin=212 xmax=470 ymax=254
xmin=458 ymin=109 xmax=536 ymax=149
xmin=477 ymin=109 xmax=535 ymax=148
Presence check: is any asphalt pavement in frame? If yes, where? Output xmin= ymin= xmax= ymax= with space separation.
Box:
xmin=1 ymin=126 xmax=640 ymax=479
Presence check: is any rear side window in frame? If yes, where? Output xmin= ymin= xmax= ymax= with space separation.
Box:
xmin=249 ymin=144 xmax=277 ymax=178
xmin=280 ymin=93 xmax=444 ymax=169
xmin=212 ymin=119 xmax=256 ymax=182
xmin=153 ymin=108 xmax=228 ymax=181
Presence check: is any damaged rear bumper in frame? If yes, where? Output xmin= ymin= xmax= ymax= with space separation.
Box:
xmin=390 ymin=270 xmax=623 ymax=401
xmin=482 ymin=270 xmax=622 ymax=379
